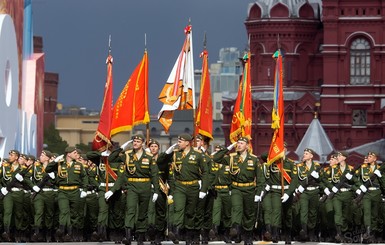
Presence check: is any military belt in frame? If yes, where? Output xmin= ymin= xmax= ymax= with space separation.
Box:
xmin=306 ymin=186 xmax=319 ymax=191
xmin=128 ymin=178 xmax=150 ymax=182
xmin=177 ymin=180 xmax=199 ymax=185
xmin=368 ymin=187 xmax=379 ymax=191
xmin=272 ymin=185 xmax=289 ymax=190
xmin=215 ymin=185 xmax=229 ymax=189
xmin=232 ymin=181 xmax=255 ymax=187
xmin=59 ymin=185 xmax=79 ymax=190
xmin=340 ymin=188 xmax=351 ymax=192
xmin=100 ymin=183 xmax=114 ymax=187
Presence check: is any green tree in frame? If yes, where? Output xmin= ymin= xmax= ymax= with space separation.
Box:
xmin=43 ymin=123 xmax=68 ymax=154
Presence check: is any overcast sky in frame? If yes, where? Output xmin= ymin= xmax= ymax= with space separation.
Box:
xmin=32 ymin=0 xmax=253 ymax=114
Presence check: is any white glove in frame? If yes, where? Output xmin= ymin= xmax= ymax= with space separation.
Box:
xmin=374 ymin=169 xmax=382 ymax=178
xmin=1 ymin=187 xmax=8 ymax=196
xmin=48 ymin=172 xmax=55 ymax=179
xmin=15 ymin=173 xmax=23 ymax=182
xmin=229 ymin=191 xmax=231 ymax=196
xmin=332 ymin=186 xmax=338 ymax=193
xmin=281 ymin=193 xmax=289 ymax=203
xmin=324 ymin=188 xmax=331 ymax=196
xmin=265 ymin=184 xmax=271 ymax=192
xmin=254 ymin=195 xmax=261 ymax=202
xmin=152 ymin=193 xmax=159 ymax=202
xmin=32 ymin=186 xmax=41 ymax=193
xmin=310 ymin=171 xmax=319 ymax=179
xmin=165 ymin=143 xmax=178 ymax=154
xmin=167 ymin=195 xmax=173 ymax=201
xmin=80 ymin=191 xmax=87 ymax=198
xmin=198 ymin=180 xmax=202 ymax=190
xmin=356 ymin=189 xmax=362 ymax=195
xmin=101 ymin=150 xmax=110 ymax=156
xmin=345 ymin=173 xmax=353 ymax=180
xmin=121 ymin=140 xmax=133 ymax=151
xmin=54 ymin=154 xmax=64 ymax=162
xmin=199 ymin=191 xmax=207 ymax=199
xmin=298 ymin=185 xmax=305 ymax=193
xmin=105 ymin=190 xmax=114 ymax=200
xmin=145 ymin=148 xmax=151 ymax=153
xmin=227 ymin=142 xmax=237 ymax=151
xmin=360 ymin=185 xmax=367 ymax=193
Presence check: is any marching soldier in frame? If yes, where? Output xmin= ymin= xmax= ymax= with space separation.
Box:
xmin=263 ymin=143 xmax=298 ymax=244
xmin=45 ymin=146 xmax=89 ymax=242
xmin=105 ymin=134 xmax=160 ymax=245
xmin=294 ymin=148 xmax=322 ymax=242
xmin=212 ymin=137 xmax=265 ymax=245
xmin=30 ymin=150 xmax=57 ymax=242
xmin=355 ymin=151 xmax=385 ymax=243
xmin=167 ymin=133 xmax=209 ymax=245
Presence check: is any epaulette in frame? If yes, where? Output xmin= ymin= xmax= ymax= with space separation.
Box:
xmin=348 ymin=165 xmax=354 ymax=170
xmin=331 ymin=165 xmax=337 ymax=169
xmin=249 ymin=153 xmax=257 ymax=158
xmin=297 ymin=162 xmax=304 ymax=167
xmin=146 ymin=152 xmax=153 ymax=157
xmin=230 ymin=152 xmax=237 ymax=157
xmin=194 ymin=148 xmax=202 ymax=153
xmin=314 ymin=162 xmax=320 ymax=166
xmin=361 ymin=163 xmax=367 ymax=168
xmin=126 ymin=150 xmax=133 ymax=154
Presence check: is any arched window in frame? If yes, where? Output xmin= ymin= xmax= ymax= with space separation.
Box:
xmin=350 ymin=38 xmax=370 ymax=85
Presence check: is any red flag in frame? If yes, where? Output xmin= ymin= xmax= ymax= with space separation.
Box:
xmin=229 ymin=51 xmax=252 ymax=143
xmin=158 ymin=24 xmax=195 ymax=133
xmin=195 ymin=49 xmax=213 ymax=140
xmin=110 ymin=50 xmax=150 ymax=136
xmin=267 ymin=49 xmax=285 ymax=166
xmin=92 ymin=54 xmax=113 ymax=151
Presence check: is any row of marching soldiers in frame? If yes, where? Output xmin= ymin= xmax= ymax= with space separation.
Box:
xmin=0 ymin=133 xmax=384 ymax=244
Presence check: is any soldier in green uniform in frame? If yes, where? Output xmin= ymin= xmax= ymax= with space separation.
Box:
xmin=167 ymin=133 xmax=209 ymax=245
xmin=146 ymin=139 xmax=176 ymax=245
xmin=87 ymin=149 xmax=125 ymax=242
xmin=322 ymin=151 xmax=359 ymax=242
xmin=211 ymin=144 xmax=235 ymax=243
xmin=212 ymin=137 xmax=265 ymax=245
xmin=45 ymin=146 xmax=89 ymax=242
xmin=355 ymin=151 xmax=385 ymax=243
xmin=294 ymin=148 xmax=321 ymax=242
xmin=30 ymin=150 xmax=57 ymax=242
xmin=263 ymin=143 xmax=298 ymax=244
xmin=318 ymin=153 xmax=338 ymax=242
xmin=105 ymin=134 xmax=160 ymax=245
xmin=0 ymin=150 xmax=34 ymax=242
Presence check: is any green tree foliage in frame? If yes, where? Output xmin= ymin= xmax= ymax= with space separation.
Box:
xmin=43 ymin=124 xmax=68 ymax=154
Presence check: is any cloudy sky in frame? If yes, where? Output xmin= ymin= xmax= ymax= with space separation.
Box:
xmin=32 ymin=0 xmax=253 ymax=114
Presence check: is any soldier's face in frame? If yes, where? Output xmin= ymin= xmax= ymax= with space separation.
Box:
xmin=236 ymin=141 xmax=248 ymax=153
xmin=367 ymin=155 xmax=377 ymax=164
xmin=149 ymin=144 xmax=159 ymax=155
xmin=302 ymin=151 xmax=313 ymax=161
xmin=8 ymin=152 xmax=18 ymax=163
xmin=132 ymin=139 xmax=143 ymax=150
xmin=18 ymin=156 xmax=27 ymax=165
xmin=196 ymin=138 xmax=203 ymax=148
xmin=178 ymin=139 xmax=189 ymax=150
xmin=329 ymin=158 xmax=338 ymax=166
xmin=67 ymin=150 xmax=79 ymax=161
xmin=39 ymin=152 xmax=49 ymax=163
xmin=337 ymin=154 xmax=346 ymax=163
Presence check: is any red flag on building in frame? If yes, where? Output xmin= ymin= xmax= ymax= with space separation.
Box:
xmin=229 ymin=51 xmax=252 ymax=143
xmin=267 ymin=49 xmax=285 ymax=166
xmin=92 ymin=52 xmax=113 ymax=151
xmin=195 ymin=49 xmax=213 ymax=140
xmin=158 ymin=24 xmax=195 ymax=133
xmin=110 ymin=50 xmax=150 ymax=136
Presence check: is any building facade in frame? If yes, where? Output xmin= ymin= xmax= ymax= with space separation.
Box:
xmin=221 ymin=0 xmax=385 ymax=159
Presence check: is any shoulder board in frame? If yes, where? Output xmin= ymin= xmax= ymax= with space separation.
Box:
xmin=193 ymin=149 xmax=202 ymax=153
xmin=331 ymin=165 xmax=337 ymax=169
xmin=297 ymin=163 xmax=304 ymax=167
xmin=126 ymin=150 xmax=133 ymax=154
xmin=348 ymin=165 xmax=354 ymax=170
xmin=361 ymin=163 xmax=367 ymax=168
xmin=230 ymin=153 xmax=237 ymax=157
xmin=314 ymin=162 xmax=320 ymax=166
xmin=146 ymin=152 xmax=153 ymax=157
xmin=249 ymin=153 xmax=257 ymax=158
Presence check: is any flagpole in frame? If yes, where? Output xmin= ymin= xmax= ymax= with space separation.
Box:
xmin=106 ymin=34 xmax=111 ymax=191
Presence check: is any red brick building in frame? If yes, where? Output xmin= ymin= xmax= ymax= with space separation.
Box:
xmin=222 ymin=0 xmax=385 ymax=158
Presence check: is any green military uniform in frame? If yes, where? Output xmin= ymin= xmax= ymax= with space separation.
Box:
xmin=108 ymin=143 xmax=160 ymax=245
xmin=167 ymin=134 xmax=209 ymax=245
xmin=83 ymin=156 xmax=99 ymax=241
xmin=212 ymin=138 xmax=264 ymax=245
xmin=263 ymin=157 xmax=297 ymax=243
xmin=30 ymin=152 xmax=58 ymax=242
xmin=322 ymin=159 xmax=359 ymax=241
xmin=0 ymin=150 xmax=33 ymax=242
xmin=211 ymin=145 xmax=232 ymax=243
xmin=195 ymin=148 xmax=216 ymax=244
xmin=295 ymin=148 xmax=321 ymax=242
xmin=355 ymin=152 xmax=385 ymax=242
xmin=45 ymin=147 xmax=89 ymax=242
xmin=95 ymin=151 xmax=125 ymax=242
